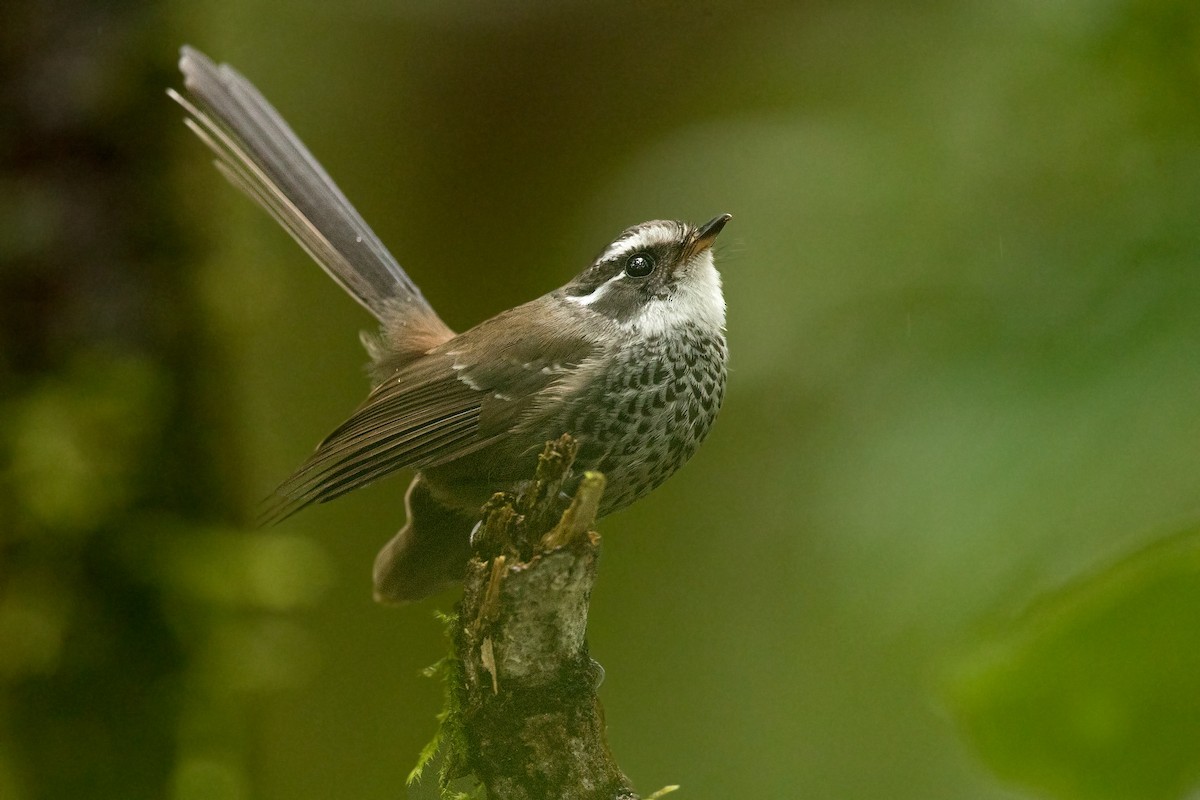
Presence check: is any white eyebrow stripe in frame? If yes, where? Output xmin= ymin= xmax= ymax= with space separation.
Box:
xmin=598 ymin=222 xmax=680 ymax=262
xmin=566 ymin=270 xmax=626 ymax=306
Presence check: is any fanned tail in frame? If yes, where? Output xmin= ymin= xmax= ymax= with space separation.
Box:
xmin=170 ymin=46 xmax=463 ymax=523
xmin=168 ymin=45 xmax=450 ymax=337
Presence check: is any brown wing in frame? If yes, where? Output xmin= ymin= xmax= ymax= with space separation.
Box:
xmin=263 ymin=300 xmax=599 ymax=522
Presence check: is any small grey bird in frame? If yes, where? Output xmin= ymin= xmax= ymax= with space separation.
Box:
xmin=170 ymin=46 xmax=729 ymax=602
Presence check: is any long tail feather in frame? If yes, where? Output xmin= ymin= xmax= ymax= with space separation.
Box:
xmin=169 ymin=45 xmax=446 ymax=330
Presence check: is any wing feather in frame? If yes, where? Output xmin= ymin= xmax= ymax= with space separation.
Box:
xmin=262 ymin=304 xmax=601 ymax=523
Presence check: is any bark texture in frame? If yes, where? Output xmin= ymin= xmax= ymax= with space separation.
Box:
xmin=454 ymin=435 xmax=639 ymax=800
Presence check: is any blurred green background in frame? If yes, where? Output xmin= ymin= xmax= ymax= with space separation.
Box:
xmin=3 ymin=1 xmax=1199 ymax=799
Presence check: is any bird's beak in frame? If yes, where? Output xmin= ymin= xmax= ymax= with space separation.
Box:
xmin=684 ymin=213 xmax=732 ymax=261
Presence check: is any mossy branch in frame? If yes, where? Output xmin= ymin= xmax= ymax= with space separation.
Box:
xmin=413 ymin=435 xmax=646 ymax=800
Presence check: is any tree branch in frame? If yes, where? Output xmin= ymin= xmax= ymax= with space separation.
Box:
xmin=428 ymin=435 xmax=643 ymax=800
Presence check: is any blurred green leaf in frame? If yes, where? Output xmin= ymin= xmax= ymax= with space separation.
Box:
xmin=5 ymin=351 xmax=168 ymax=535
xmin=169 ymin=754 xmax=249 ymax=800
xmin=950 ymin=528 xmax=1200 ymax=800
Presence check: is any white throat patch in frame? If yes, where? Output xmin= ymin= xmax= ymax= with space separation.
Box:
xmin=624 ymin=249 xmax=726 ymax=337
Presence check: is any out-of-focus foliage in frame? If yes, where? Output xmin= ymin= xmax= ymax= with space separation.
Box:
xmin=0 ymin=2 xmax=331 ymax=798
xmin=2 ymin=0 xmax=1198 ymax=799
xmin=951 ymin=529 xmax=1200 ymax=800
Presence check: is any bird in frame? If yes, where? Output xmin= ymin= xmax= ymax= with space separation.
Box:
xmin=169 ymin=46 xmax=730 ymax=603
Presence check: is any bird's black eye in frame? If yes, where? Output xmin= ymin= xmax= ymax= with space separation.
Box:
xmin=624 ymin=252 xmax=655 ymax=278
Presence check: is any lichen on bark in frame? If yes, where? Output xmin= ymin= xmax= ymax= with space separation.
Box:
xmin=413 ymin=435 xmax=642 ymax=800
